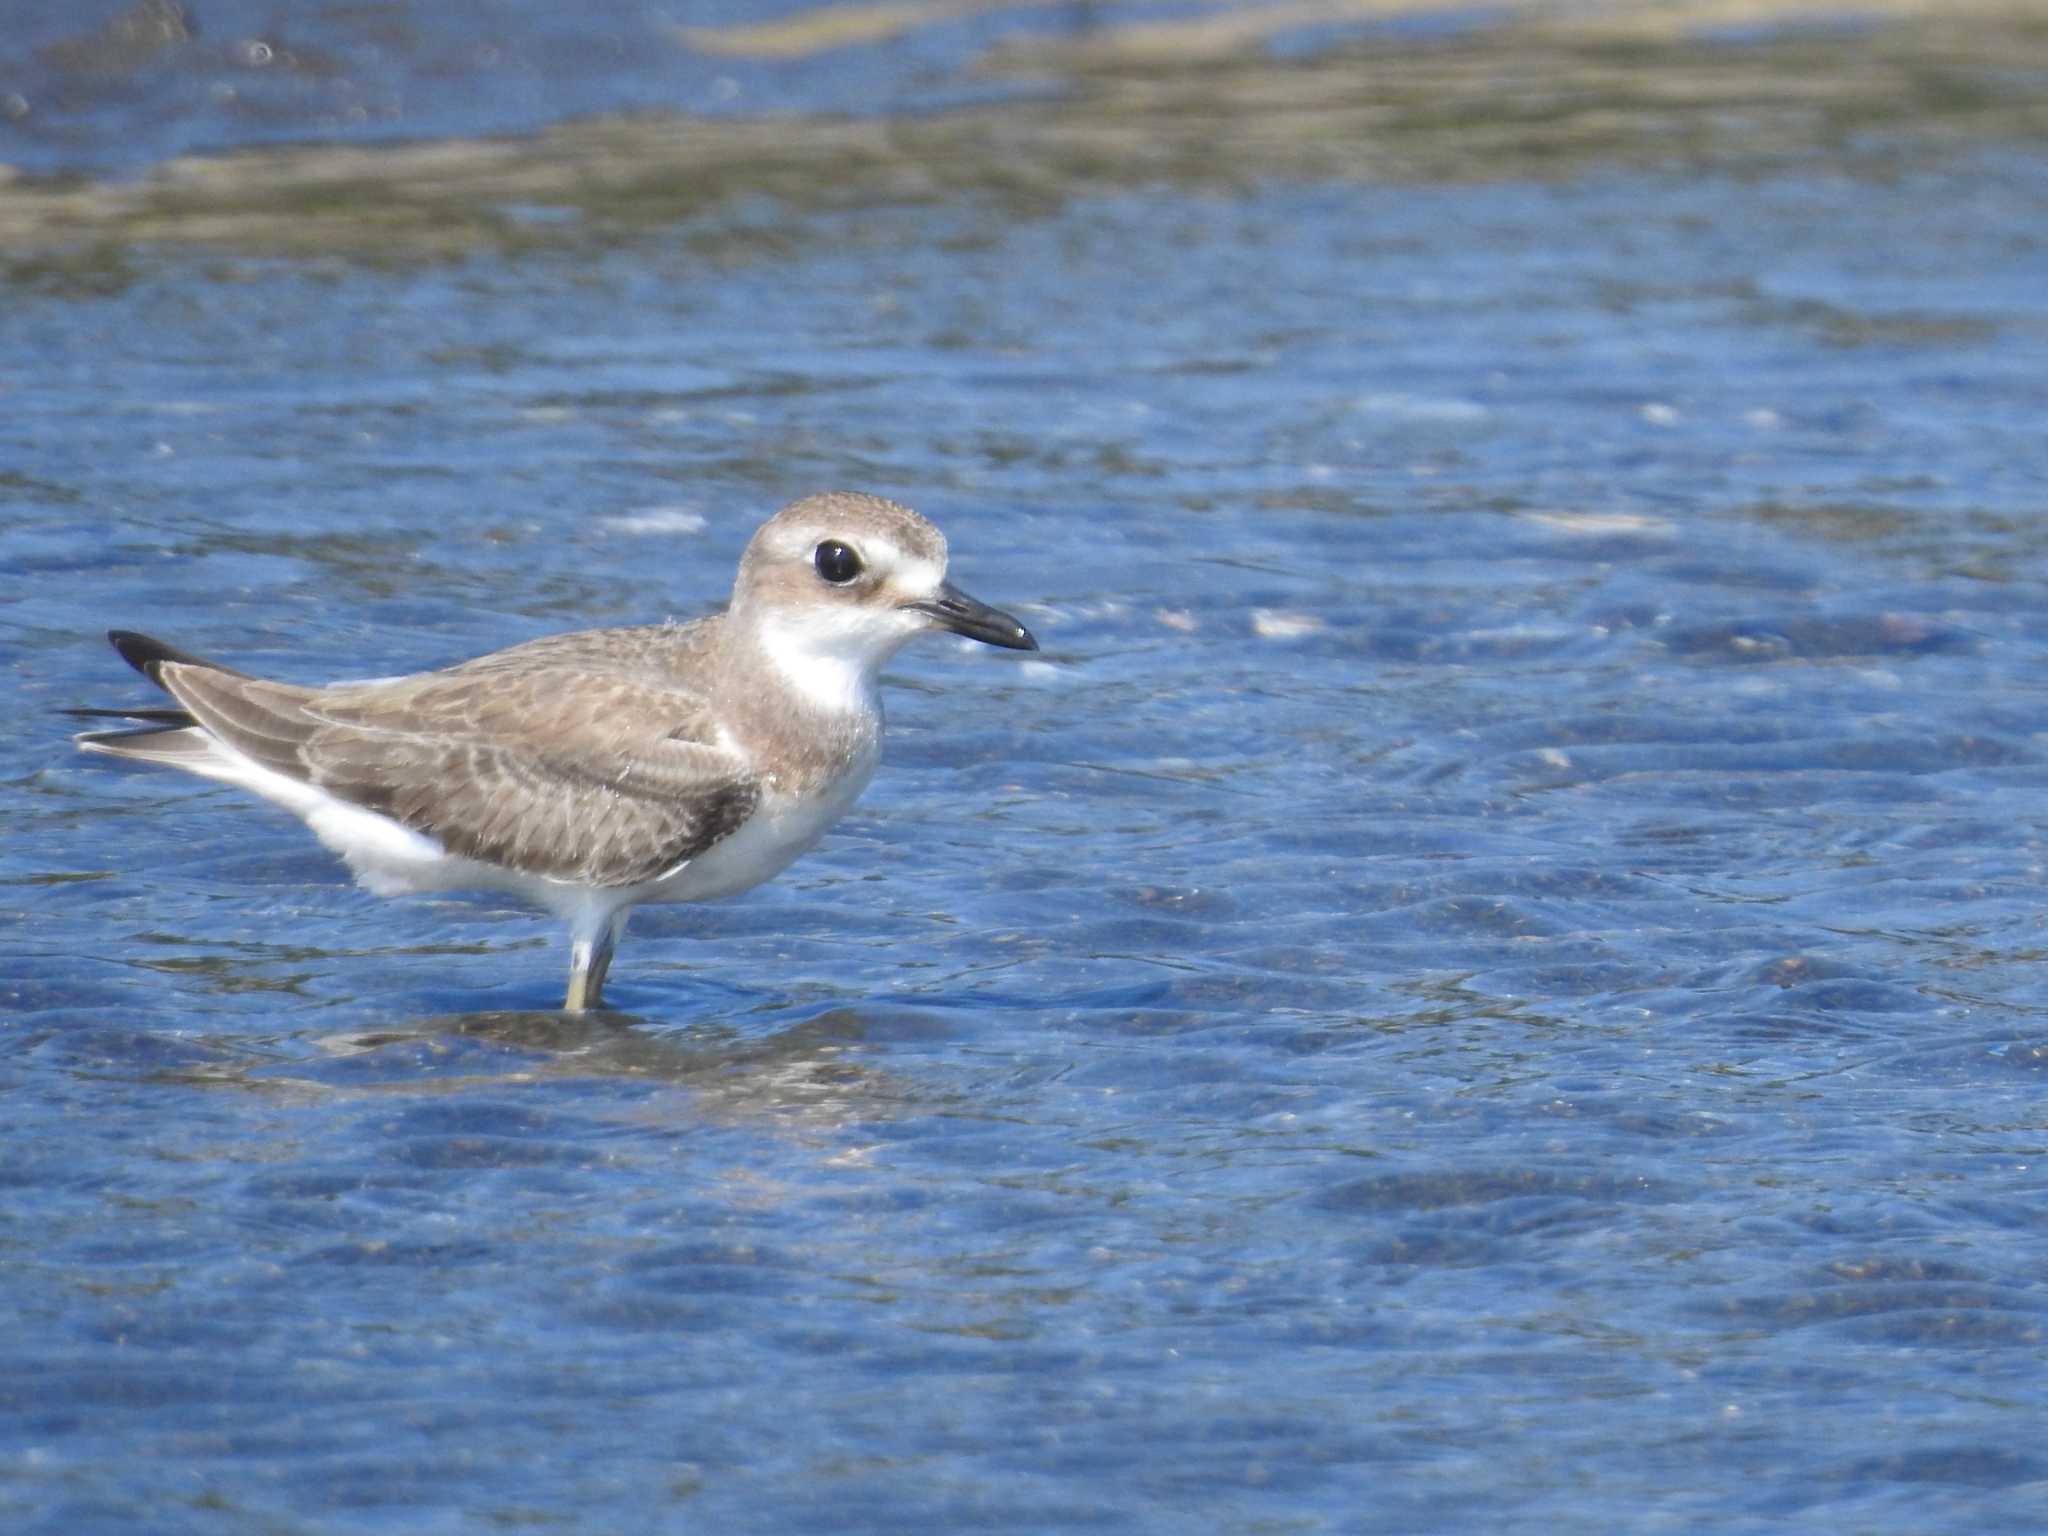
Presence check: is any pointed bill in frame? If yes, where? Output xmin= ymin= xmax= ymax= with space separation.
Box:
xmin=906 ymin=581 xmax=1037 ymax=651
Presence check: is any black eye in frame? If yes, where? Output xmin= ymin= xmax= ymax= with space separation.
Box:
xmin=814 ymin=540 xmax=862 ymax=585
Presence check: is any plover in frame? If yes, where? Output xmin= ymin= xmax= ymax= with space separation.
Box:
xmin=74 ymin=491 xmax=1037 ymax=1011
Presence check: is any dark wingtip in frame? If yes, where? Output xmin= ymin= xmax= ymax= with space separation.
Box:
xmin=106 ymin=629 xmax=249 ymax=684
xmin=108 ymin=629 xmax=176 ymax=681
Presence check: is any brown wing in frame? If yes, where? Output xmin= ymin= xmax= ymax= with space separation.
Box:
xmin=156 ymin=657 xmax=758 ymax=889
xmin=446 ymin=619 xmax=720 ymax=685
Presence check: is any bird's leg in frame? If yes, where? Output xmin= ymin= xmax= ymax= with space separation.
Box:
xmin=564 ymin=909 xmax=631 ymax=1012
xmin=564 ymin=929 xmax=615 ymax=1012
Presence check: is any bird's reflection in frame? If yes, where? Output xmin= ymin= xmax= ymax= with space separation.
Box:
xmin=168 ymin=1000 xmax=960 ymax=1132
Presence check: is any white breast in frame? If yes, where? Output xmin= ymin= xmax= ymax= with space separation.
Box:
xmin=641 ymin=745 xmax=880 ymax=905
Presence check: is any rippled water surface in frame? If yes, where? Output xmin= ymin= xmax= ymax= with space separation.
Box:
xmin=6 ymin=4 xmax=2048 ymax=1532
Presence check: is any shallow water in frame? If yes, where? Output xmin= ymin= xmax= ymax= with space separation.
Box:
xmin=6 ymin=4 xmax=2048 ymax=1533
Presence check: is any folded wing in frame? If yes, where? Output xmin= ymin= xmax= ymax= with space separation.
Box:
xmin=148 ymin=655 xmax=758 ymax=889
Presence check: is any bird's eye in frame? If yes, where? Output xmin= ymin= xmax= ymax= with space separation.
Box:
xmin=813 ymin=540 xmax=862 ymax=585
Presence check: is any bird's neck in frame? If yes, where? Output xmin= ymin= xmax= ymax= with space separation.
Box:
xmin=715 ymin=611 xmax=886 ymax=791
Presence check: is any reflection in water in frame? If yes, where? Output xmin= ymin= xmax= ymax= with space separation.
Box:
xmin=160 ymin=1003 xmax=945 ymax=1135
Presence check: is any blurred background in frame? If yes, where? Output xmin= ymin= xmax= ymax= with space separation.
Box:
xmin=6 ymin=3 xmax=2048 ymax=1533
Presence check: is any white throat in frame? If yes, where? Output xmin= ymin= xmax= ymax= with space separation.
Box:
xmin=752 ymin=610 xmax=898 ymax=717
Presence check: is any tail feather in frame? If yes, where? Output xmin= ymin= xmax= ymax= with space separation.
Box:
xmin=74 ymin=722 xmax=217 ymax=764
xmin=75 ymin=631 xmax=251 ymax=764
xmin=63 ymin=705 xmax=199 ymax=727
xmin=108 ymin=629 xmax=253 ymax=685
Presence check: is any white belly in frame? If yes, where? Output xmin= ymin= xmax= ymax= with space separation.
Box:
xmin=125 ymin=722 xmax=879 ymax=918
xmin=639 ymin=753 xmax=878 ymax=905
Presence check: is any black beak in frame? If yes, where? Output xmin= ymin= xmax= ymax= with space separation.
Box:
xmin=908 ymin=581 xmax=1038 ymax=651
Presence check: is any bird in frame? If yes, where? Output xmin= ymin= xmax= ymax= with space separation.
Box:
xmin=73 ymin=491 xmax=1038 ymax=1011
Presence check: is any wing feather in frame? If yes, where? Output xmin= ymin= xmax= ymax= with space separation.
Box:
xmin=154 ymin=657 xmax=758 ymax=888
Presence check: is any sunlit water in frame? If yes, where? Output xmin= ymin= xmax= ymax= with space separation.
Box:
xmin=6 ymin=10 xmax=2048 ymax=1534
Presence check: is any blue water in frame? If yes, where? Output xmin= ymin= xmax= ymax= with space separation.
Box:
xmin=7 ymin=6 xmax=2048 ymax=1533
xmin=0 ymin=0 xmax=1066 ymax=176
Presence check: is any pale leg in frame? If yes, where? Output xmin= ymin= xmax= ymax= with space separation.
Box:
xmin=564 ymin=908 xmax=631 ymax=1012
